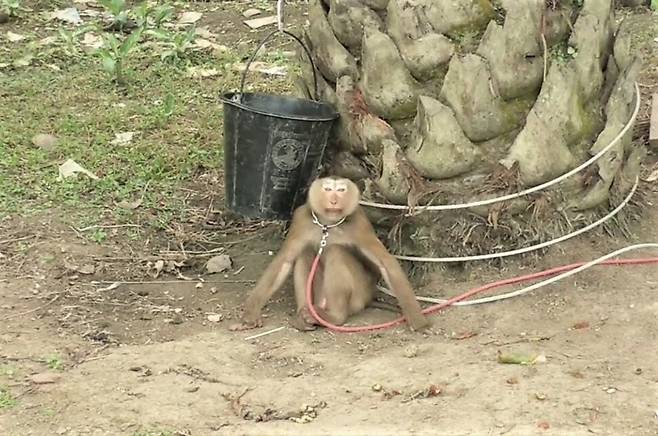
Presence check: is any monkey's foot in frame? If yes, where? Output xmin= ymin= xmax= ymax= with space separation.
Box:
xmin=407 ymin=314 xmax=431 ymax=332
xmin=228 ymin=318 xmax=263 ymax=331
xmin=291 ymin=307 xmax=321 ymax=331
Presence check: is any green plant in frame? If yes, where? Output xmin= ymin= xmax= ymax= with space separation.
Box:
xmin=99 ymin=0 xmax=130 ymax=31
xmin=90 ymin=228 xmax=108 ymax=243
xmin=98 ymin=29 xmax=143 ymax=84
xmin=148 ymin=27 xmax=197 ymax=63
xmin=58 ymin=25 xmax=94 ymax=57
xmin=0 ymin=387 xmax=17 ymax=409
xmin=1 ymin=0 xmax=22 ymax=17
xmin=46 ymin=354 xmax=63 ymax=370
xmin=134 ymin=2 xmax=174 ymax=29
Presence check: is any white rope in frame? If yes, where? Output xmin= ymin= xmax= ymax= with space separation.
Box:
xmin=378 ymin=243 xmax=658 ymax=306
xmin=359 ymin=82 xmax=641 ymax=212
xmin=277 ymin=0 xmax=284 ymax=31
xmin=393 ymin=176 xmax=639 ymax=263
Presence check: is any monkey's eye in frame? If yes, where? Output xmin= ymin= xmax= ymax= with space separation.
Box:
xmin=337 ymin=188 xmax=346 ymax=192
xmin=323 ymin=187 xmax=332 ymax=192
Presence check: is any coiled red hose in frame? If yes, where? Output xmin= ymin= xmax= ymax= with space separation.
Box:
xmin=305 ymin=255 xmax=658 ymax=333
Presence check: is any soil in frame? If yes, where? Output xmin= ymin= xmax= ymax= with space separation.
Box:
xmin=2 ymin=2 xmax=658 ymax=436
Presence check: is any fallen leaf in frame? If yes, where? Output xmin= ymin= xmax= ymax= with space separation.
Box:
xmin=30 ymin=373 xmax=61 ymax=384
xmin=244 ymin=15 xmax=277 ymax=29
xmin=187 ymin=66 xmax=220 ymax=78
xmin=497 ymin=350 xmax=545 ymax=365
xmin=110 ymin=132 xmax=136 ymax=146
xmin=13 ymin=55 xmax=33 ymax=68
xmin=82 ymin=32 xmax=103 ymax=49
xmin=572 ymin=321 xmax=590 ymax=330
xmin=39 ymin=36 xmax=58 ymax=46
xmin=206 ymin=255 xmax=232 ymax=274
xmin=233 ymin=61 xmax=287 ymax=76
xmin=6 ymin=31 xmax=26 ymax=42
xmin=52 ymin=7 xmax=82 ymax=25
xmin=57 ymin=159 xmax=99 ymax=181
xmin=116 ymin=198 xmax=142 ymax=210
xmin=243 ymin=8 xmax=262 ymax=18
xmin=31 ymin=133 xmax=58 ymax=151
xmin=207 ymin=314 xmax=222 ymax=323
xmin=195 ymin=27 xmax=216 ymax=39
xmin=645 ymin=167 xmax=658 ymax=182
xmin=178 ymin=11 xmax=202 ymax=25
xmin=97 ymin=282 xmax=121 ymax=292
xmin=453 ymin=331 xmax=477 ymax=340
xmin=149 ymin=260 xmax=165 ymax=278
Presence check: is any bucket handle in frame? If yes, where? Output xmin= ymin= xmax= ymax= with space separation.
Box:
xmin=238 ymin=29 xmax=319 ymax=101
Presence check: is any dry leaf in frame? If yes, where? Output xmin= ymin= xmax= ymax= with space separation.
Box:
xmin=232 ymin=61 xmax=286 ymax=76
xmin=187 ymin=66 xmax=219 ymax=78
xmin=117 ymin=199 xmax=142 ymax=210
xmin=572 ymin=321 xmax=590 ymax=330
xmin=31 ymin=133 xmax=58 ymax=151
xmin=244 ymin=15 xmax=277 ymax=29
xmin=30 ymin=373 xmax=61 ymax=384
xmin=6 ymin=31 xmax=26 ymax=42
xmin=110 ymin=132 xmax=136 ymax=146
xmin=39 ymin=36 xmax=58 ymax=46
xmin=82 ymin=32 xmax=103 ymax=49
xmin=57 ymin=159 xmax=99 ymax=181
xmin=645 ymin=167 xmax=658 ymax=182
xmin=243 ymin=8 xmax=262 ymax=18
xmin=195 ymin=27 xmax=216 ymax=39
xmin=52 ymin=8 xmax=82 ymax=25
xmin=178 ymin=11 xmax=202 ymax=25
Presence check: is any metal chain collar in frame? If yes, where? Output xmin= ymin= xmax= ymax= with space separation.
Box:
xmin=311 ymin=210 xmax=346 ymax=256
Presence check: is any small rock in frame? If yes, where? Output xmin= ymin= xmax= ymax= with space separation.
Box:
xmin=535 ymin=392 xmax=547 ymax=400
xmin=634 ymin=368 xmax=642 ymax=375
xmin=32 ymin=133 xmax=58 ymax=151
xmin=206 ymin=255 xmax=232 ymax=274
xmin=606 ymin=387 xmax=617 ymax=394
xmin=403 ymin=344 xmax=419 ymax=358
xmin=371 ymin=384 xmax=382 ymax=392
xmin=207 ymin=314 xmax=222 ymax=323
xmin=30 ymin=372 xmax=61 ymax=384
xmin=184 ymin=386 xmax=200 ymax=393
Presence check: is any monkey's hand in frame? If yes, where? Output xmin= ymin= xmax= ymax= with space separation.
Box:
xmin=407 ymin=313 xmax=431 ymax=332
xmin=228 ymin=314 xmax=263 ymax=331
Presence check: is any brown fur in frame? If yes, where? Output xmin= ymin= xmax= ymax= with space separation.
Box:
xmin=229 ymin=177 xmax=429 ymax=332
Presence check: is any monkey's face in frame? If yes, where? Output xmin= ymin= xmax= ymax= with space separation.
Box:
xmin=308 ymin=177 xmax=359 ymax=223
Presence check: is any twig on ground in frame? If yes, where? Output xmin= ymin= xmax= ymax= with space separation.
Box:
xmin=0 ymin=235 xmax=36 ymax=245
xmin=0 ymin=294 xmax=62 ymax=321
xmin=76 ymin=224 xmax=141 ymax=232
xmin=244 ymin=326 xmax=286 ymax=341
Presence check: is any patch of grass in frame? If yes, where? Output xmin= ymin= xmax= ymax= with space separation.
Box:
xmin=0 ymin=365 xmax=18 ymax=378
xmin=46 ymin=354 xmax=63 ymax=370
xmin=132 ymin=430 xmax=175 ymax=436
xmin=0 ymin=1 xmax=296 ymax=235
xmin=0 ymin=386 xmax=17 ymax=409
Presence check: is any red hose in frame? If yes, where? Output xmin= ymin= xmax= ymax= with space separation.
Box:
xmin=304 ymin=255 xmax=658 ymax=333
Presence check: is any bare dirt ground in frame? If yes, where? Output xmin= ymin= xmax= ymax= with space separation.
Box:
xmin=2 ymin=2 xmax=658 ymax=436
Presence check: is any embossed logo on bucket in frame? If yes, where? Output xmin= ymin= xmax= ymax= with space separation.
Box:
xmin=272 ymin=138 xmax=304 ymax=171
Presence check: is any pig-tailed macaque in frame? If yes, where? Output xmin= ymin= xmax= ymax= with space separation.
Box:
xmin=229 ymin=176 xmax=429 ymax=332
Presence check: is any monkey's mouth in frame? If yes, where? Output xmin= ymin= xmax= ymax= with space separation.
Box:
xmin=324 ymin=207 xmax=343 ymax=214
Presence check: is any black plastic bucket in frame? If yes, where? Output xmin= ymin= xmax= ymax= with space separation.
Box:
xmin=221 ymin=30 xmax=339 ymax=220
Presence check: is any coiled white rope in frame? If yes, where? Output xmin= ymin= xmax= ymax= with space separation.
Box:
xmin=360 ymin=83 xmax=641 ymax=212
xmin=394 ymin=176 xmax=639 ymax=263
xmin=378 ymin=243 xmax=658 ymax=306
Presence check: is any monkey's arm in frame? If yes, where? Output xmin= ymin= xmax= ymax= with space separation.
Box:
xmin=353 ymin=216 xmax=429 ymax=331
xmin=230 ymin=209 xmax=312 ymax=331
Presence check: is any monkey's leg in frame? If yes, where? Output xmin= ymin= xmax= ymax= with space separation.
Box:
xmin=291 ymin=247 xmax=322 ymax=331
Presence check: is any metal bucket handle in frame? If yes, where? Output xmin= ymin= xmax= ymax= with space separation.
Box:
xmin=238 ymin=29 xmax=319 ymax=101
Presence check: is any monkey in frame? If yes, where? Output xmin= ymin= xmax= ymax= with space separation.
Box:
xmin=229 ymin=176 xmax=429 ymax=332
